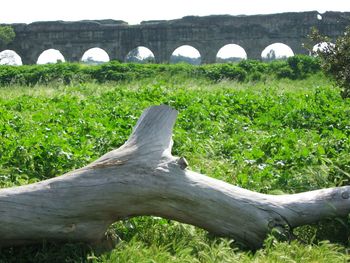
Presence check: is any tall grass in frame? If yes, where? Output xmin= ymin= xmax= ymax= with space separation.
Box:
xmin=0 ymin=73 xmax=349 ymax=262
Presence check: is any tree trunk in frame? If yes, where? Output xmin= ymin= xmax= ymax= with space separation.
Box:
xmin=1 ymin=105 xmax=350 ymax=249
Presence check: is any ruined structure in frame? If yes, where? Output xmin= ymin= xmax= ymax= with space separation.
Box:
xmin=1 ymin=11 xmax=350 ymax=64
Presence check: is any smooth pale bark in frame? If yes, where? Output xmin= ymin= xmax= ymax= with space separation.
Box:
xmin=0 ymin=105 xmax=350 ymax=249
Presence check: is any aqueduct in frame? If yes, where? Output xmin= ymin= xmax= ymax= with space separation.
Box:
xmin=1 ymin=11 xmax=350 ymax=64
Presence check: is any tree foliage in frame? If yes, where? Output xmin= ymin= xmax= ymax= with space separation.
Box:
xmin=308 ymin=26 xmax=350 ymax=98
xmin=0 ymin=25 xmax=15 ymax=46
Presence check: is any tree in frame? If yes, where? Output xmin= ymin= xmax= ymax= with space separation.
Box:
xmin=125 ymin=48 xmax=140 ymax=62
xmin=307 ymin=26 xmax=350 ymax=98
xmin=265 ymin=49 xmax=276 ymax=62
xmin=126 ymin=48 xmax=155 ymax=64
xmin=1 ymin=105 xmax=350 ymax=249
xmin=170 ymin=54 xmax=201 ymax=65
xmin=0 ymin=25 xmax=15 ymax=46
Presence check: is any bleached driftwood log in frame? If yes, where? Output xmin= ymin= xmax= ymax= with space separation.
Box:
xmin=0 ymin=105 xmax=350 ymax=249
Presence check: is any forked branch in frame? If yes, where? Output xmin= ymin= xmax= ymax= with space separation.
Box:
xmin=0 ymin=105 xmax=349 ymax=249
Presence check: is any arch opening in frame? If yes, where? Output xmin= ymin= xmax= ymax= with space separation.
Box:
xmin=312 ymin=42 xmax=335 ymax=55
xmin=82 ymin=47 xmax=110 ymax=64
xmin=125 ymin=46 xmax=155 ymax=63
xmin=216 ymin=44 xmax=247 ymax=63
xmin=170 ymin=45 xmax=201 ymax=65
xmin=37 ymin=49 xmax=65 ymax=64
xmin=0 ymin=50 xmax=22 ymax=65
xmin=261 ymin=43 xmax=294 ymax=61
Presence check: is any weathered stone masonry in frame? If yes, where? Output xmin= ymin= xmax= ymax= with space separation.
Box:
xmin=1 ymin=11 xmax=350 ymax=64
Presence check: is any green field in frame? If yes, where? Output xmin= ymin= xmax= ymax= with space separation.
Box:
xmin=0 ymin=68 xmax=350 ymax=262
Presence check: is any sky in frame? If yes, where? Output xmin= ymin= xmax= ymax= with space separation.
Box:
xmin=1 ymin=0 xmax=349 ymax=64
xmin=1 ymin=0 xmax=349 ymax=25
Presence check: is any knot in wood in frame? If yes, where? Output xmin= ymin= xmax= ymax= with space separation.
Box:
xmin=341 ymin=191 xmax=349 ymax=199
xmin=63 ymin=224 xmax=76 ymax=233
xmin=267 ymin=220 xmax=275 ymax=229
xmin=177 ymin=157 xmax=188 ymax=170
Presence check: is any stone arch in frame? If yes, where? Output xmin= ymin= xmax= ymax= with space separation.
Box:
xmin=0 ymin=50 xmax=23 ymax=65
xmin=81 ymin=47 xmax=110 ymax=64
xmin=216 ymin=44 xmax=247 ymax=63
xmin=37 ymin=49 xmax=65 ymax=64
xmin=261 ymin=43 xmax=294 ymax=61
xmin=125 ymin=46 xmax=155 ymax=63
xmin=170 ymin=45 xmax=201 ymax=65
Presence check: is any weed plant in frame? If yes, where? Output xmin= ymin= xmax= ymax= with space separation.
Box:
xmin=0 ymin=71 xmax=349 ymax=262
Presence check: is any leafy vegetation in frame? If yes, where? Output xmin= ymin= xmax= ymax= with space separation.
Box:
xmin=0 ymin=55 xmax=321 ymax=86
xmin=0 ymin=25 xmax=15 ymax=46
xmin=0 ymin=64 xmax=349 ymax=262
xmin=308 ymin=26 xmax=350 ymax=98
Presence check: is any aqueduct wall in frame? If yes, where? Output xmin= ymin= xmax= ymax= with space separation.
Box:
xmin=1 ymin=11 xmax=350 ymax=64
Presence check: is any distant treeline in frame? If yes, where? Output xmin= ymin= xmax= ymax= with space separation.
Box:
xmin=0 ymin=55 xmax=321 ymax=86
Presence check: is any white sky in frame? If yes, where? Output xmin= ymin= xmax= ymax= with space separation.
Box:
xmin=1 ymin=0 xmax=349 ymax=64
xmin=1 ymin=0 xmax=349 ymax=25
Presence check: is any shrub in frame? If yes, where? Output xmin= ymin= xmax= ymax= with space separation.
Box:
xmin=198 ymin=64 xmax=247 ymax=81
xmin=0 ymin=25 xmax=15 ymax=46
xmin=274 ymin=55 xmax=321 ymax=79
xmin=0 ymin=56 xmax=322 ymax=86
xmin=308 ymin=26 xmax=350 ymax=98
xmin=238 ymin=59 xmax=268 ymax=74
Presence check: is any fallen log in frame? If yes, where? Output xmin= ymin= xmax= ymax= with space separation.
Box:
xmin=0 ymin=105 xmax=349 ymax=249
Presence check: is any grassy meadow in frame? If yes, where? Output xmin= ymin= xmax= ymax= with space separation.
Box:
xmin=0 ymin=60 xmax=350 ymax=262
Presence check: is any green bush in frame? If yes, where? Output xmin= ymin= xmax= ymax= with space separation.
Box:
xmin=0 ymin=56 xmax=322 ymax=86
xmin=0 ymin=25 xmax=15 ymax=46
xmin=198 ymin=64 xmax=247 ymax=81
xmin=308 ymin=26 xmax=350 ymax=98
xmin=238 ymin=59 xmax=268 ymax=74
xmin=275 ymin=55 xmax=321 ymax=79
xmin=0 ymin=63 xmax=89 ymax=85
